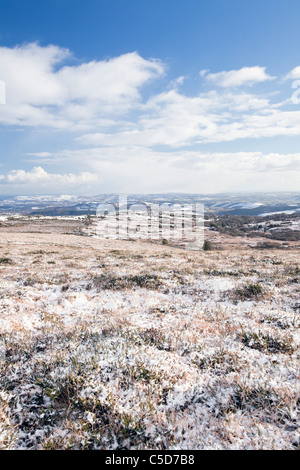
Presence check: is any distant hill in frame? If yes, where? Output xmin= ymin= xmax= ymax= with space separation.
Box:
xmin=0 ymin=192 xmax=299 ymax=217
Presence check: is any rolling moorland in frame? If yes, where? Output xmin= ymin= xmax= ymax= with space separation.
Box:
xmin=0 ymin=192 xmax=299 ymax=217
xmin=0 ymin=206 xmax=299 ymax=450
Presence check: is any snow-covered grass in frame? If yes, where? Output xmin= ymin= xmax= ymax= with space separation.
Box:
xmin=0 ymin=232 xmax=299 ymax=449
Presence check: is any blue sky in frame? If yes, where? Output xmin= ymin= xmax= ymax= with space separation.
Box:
xmin=0 ymin=0 xmax=300 ymax=194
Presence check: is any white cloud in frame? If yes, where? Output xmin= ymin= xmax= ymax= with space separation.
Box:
xmin=0 ymin=79 xmax=5 ymax=104
xmin=0 ymin=42 xmax=70 ymax=106
xmin=0 ymin=44 xmax=298 ymax=145
xmin=1 ymin=43 xmax=300 ymax=194
xmin=23 ymin=149 xmax=300 ymax=193
xmin=73 ymin=89 xmax=300 ymax=147
xmin=0 ymin=166 xmax=99 ymax=186
xmin=58 ymin=53 xmax=163 ymax=105
xmin=0 ymin=43 xmax=164 ymax=129
xmin=285 ymin=66 xmax=300 ymax=80
xmin=203 ymin=66 xmax=275 ymax=87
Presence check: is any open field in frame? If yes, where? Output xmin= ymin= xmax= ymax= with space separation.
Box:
xmin=0 ymin=220 xmax=299 ymax=449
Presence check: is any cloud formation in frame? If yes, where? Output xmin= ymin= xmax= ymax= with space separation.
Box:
xmin=201 ymin=66 xmax=275 ymax=87
xmin=0 ymin=43 xmax=300 ymax=194
xmin=75 ymin=89 xmax=300 ymax=147
xmin=0 ymin=42 xmax=164 ymax=129
xmin=0 ymin=166 xmax=98 ymax=187
xmin=21 ymin=150 xmax=300 ymax=193
xmin=285 ymin=66 xmax=300 ymax=80
xmin=0 ymin=43 xmax=299 ymax=144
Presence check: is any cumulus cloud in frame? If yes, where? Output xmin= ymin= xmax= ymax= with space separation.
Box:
xmin=0 ymin=166 xmax=99 ymax=186
xmin=0 ymin=42 xmax=70 ymax=106
xmin=202 ymin=66 xmax=275 ymax=87
xmin=0 ymin=42 xmax=164 ymax=128
xmin=285 ymin=66 xmax=300 ymax=80
xmin=0 ymin=43 xmax=297 ymax=144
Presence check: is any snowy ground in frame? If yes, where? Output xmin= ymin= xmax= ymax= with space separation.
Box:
xmin=0 ymin=230 xmax=299 ymax=450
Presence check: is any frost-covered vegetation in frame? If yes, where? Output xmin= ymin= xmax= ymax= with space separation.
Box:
xmin=0 ymin=231 xmax=299 ymax=449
